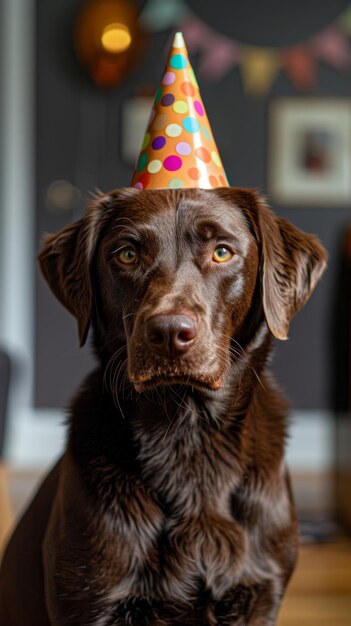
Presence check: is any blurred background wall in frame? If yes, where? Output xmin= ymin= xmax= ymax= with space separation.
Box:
xmin=1 ymin=0 xmax=351 ymax=498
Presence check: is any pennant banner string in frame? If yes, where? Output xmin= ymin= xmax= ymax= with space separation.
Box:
xmin=139 ymin=0 xmax=351 ymax=97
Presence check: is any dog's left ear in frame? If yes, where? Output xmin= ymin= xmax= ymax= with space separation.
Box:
xmin=219 ymin=188 xmax=328 ymax=340
xmin=38 ymin=193 xmax=113 ymax=346
xmin=243 ymin=190 xmax=327 ymax=340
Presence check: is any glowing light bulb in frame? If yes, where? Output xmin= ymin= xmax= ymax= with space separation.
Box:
xmin=101 ymin=23 xmax=132 ymax=53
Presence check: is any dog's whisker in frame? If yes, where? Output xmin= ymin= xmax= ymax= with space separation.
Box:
xmin=162 ymin=416 xmax=177 ymax=443
xmin=103 ymin=344 xmax=127 ymax=391
xmin=213 ymin=337 xmax=266 ymax=392
xmin=110 ymin=356 xmax=128 ymax=418
xmin=169 ymin=385 xmax=193 ymax=416
xmin=122 ymin=312 xmax=136 ymax=321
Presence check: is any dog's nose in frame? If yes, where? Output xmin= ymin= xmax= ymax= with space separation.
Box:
xmin=145 ymin=314 xmax=197 ymax=357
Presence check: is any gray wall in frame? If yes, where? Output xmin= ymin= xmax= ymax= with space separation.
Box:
xmin=35 ymin=0 xmax=351 ymax=410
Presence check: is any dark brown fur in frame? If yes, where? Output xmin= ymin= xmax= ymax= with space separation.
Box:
xmin=0 ymin=188 xmax=327 ymax=625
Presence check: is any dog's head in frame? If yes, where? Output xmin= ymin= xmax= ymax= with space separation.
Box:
xmin=39 ymin=188 xmax=327 ymax=393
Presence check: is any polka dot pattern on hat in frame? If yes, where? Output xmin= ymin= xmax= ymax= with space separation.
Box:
xmin=130 ymin=32 xmax=229 ymax=190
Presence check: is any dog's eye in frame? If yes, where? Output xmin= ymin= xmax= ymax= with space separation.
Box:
xmin=212 ymin=246 xmax=233 ymax=263
xmin=116 ymin=248 xmax=138 ymax=265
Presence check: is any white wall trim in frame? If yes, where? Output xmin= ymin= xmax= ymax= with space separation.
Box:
xmin=0 ymin=0 xmax=35 ymax=453
xmin=5 ymin=408 xmax=67 ymax=468
xmin=286 ymin=409 xmax=335 ymax=472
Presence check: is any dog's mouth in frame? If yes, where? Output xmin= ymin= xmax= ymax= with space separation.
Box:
xmin=132 ymin=374 xmax=223 ymax=393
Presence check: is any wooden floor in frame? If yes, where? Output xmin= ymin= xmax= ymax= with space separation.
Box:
xmin=278 ymin=542 xmax=351 ymax=626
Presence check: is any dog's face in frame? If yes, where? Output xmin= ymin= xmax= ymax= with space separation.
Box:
xmin=96 ymin=189 xmax=259 ymax=392
xmin=39 ymin=188 xmax=327 ymax=393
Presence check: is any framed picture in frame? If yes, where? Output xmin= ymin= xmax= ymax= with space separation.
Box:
xmin=268 ymin=98 xmax=351 ymax=206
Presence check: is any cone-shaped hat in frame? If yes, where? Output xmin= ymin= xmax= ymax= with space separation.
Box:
xmin=130 ymin=32 xmax=229 ymax=190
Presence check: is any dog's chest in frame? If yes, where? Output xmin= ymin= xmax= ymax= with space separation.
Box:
xmin=132 ymin=416 xmax=248 ymax=600
xmin=134 ymin=414 xmax=241 ymax=514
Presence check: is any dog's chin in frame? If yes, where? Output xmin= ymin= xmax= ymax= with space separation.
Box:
xmin=132 ymin=374 xmax=224 ymax=394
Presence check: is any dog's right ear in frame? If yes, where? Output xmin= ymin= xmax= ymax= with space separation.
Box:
xmin=38 ymin=193 xmax=114 ymax=346
xmin=236 ymin=190 xmax=328 ymax=340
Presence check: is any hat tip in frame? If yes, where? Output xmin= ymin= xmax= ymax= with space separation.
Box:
xmin=172 ymin=31 xmax=185 ymax=49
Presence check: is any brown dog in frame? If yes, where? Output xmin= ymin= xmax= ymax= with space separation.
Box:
xmin=0 ymin=188 xmax=327 ymax=625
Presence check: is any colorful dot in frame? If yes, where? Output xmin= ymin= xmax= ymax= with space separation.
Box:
xmin=163 ymin=155 xmax=182 ymax=171
xmin=147 ymin=159 xmax=162 ymax=174
xmin=168 ymin=178 xmax=184 ymax=188
xmin=139 ymin=172 xmax=151 ymax=187
xmin=183 ymin=117 xmax=200 ymax=133
xmin=165 ymin=123 xmax=182 ymax=137
xmin=176 ymin=141 xmax=192 ymax=156
xmin=195 ymin=147 xmax=211 ymax=162
xmin=194 ymin=101 xmax=204 ymax=116
xmin=201 ymin=125 xmax=211 ymax=140
xmin=173 ymin=100 xmax=188 ymax=114
xmin=153 ymin=114 xmax=168 ymax=130
xmin=161 ymin=93 xmax=175 ymax=107
xmin=219 ymin=175 xmax=227 ymax=186
xmin=137 ymin=153 xmax=148 ymax=172
xmin=134 ymin=182 xmax=143 ymax=189
xmin=154 ymin=86 xmax=163 ymax=103
xmin=152 ymin=136 xmax=166 ymax=150
xmin=209 ymin=175 xmax=218 ymax=187
xmin=188 ymin=167 xmax=201 ymax=180
xmin=141 ymin=132 xmax=150 ymax=150
xmin=181 ymin=81 xmax=195 ymax=96
xmin=211 ymin=151 xmax=221 ymax=167
xmin=170 ymin=54 xmax=187 ymax=70
xmin=162 ymin=71 xmax=176 ymax=85
xmin=188 ymin=67 xmax=198 ymax=88
xmin=168 ymin=178 xmax=184 ymax=189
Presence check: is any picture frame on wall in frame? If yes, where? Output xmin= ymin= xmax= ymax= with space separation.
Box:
xmin=121 ymin=96 xmax=153 ymax=166
xmin=268 ymin=98 xmax=351 ymax=207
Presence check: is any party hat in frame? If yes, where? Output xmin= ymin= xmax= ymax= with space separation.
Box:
xmin=130 ymin=32 xmax=229 ymax=190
